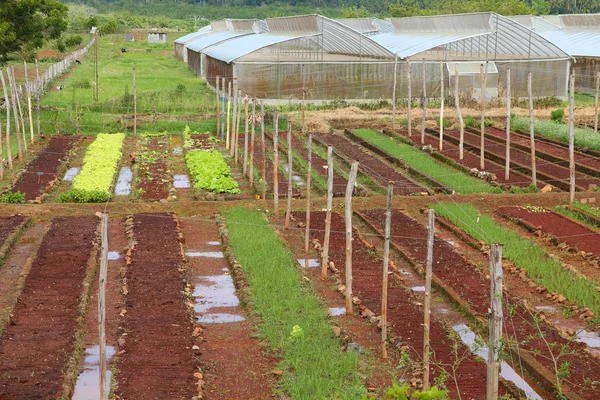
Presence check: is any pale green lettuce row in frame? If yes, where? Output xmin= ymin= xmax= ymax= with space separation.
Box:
xmin=185 ymin=150 xmax=240 ymax=194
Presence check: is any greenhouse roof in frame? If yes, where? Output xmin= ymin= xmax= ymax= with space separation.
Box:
xmin=186 ymin=31 xmax=251 ymax=53
xmin=174 ymin=26 xmax=213 ymax=44
xmin=203 ymin=34 xmax=309 ymax=63
xmin=540 ymin=30 xmax=600 ymax=58
xmin=334 ymin=18 xmax=393 ymax=35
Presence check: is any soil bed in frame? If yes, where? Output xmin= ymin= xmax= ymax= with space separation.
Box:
xmin=0 ymin=215 xmax=27 ymax=252
xmin=0 ymin=216 xmax=97 ymax=399
xmin=11 ymin=136 xmax=78 ymax=201
xmin=115 ymin=213 xmax=196 ymax=399
xmin=137 ymin=135 xmax=170 ymax=201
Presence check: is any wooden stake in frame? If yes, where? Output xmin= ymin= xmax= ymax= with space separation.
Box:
xmin=480 ymin=63 xmax=486 ymax=170
xmin=226 ymin=81 xmax=232 ymax=150
xmin=7 ymin=69 xmax=22 ymax=161
xmin=243 ymin=95 xmax=249 ymax=175
xmin=221 ymin=77 xmax=226 ymax=138
xmin=285 ymin=121 xmax=293 ymax=229
xmin=408 ymin=61 xmax=412 ymax=136
xmin=99 ymin=213 xmax=109 ymax=400
xmin=235 ymin=89 xmax=242 ymax=165
xmin=595 ymin=72 xmax=599 ymax=135
xmin=421 ymin=61 xmax=427 ymax=145
xmin=301 ymin=64 xmax=306 ymax=135
xmin=569 ymin=68 xmax=576 ymax=204
xmin=24 ymin=62 xmax=34 ymax=144
xmin=304 ymin=134 xmax=313 ymax=253
xmin=133 ymin=68 xmax=137 ymax=137
xmin=0 ymin=71 xmax=12 ymax=169
xmin=35 ymin=60 xmax=40 ymax=138
xmin=528 ymin=72 xmax=537 ymax=186
xmin=455 ymin=65 xmax=464 ymax=160
xmin=321 ymin=146 xmax=334 ymax=280
xmin=487 ymin=243 xmax=504 ymax=400
xmin=392 ymin=55 xmax=398 ymax=131
xmin=16 ymin=83 xmax=27 ymax=151
xmin=439 ymin=61 xmax=444 ymax=151
xmin=261 ymin=101 xmax=267 ymax=200
xmin=216 ymin=76 xmax=221 ymax=142
xmin=95 ymin=32 xmax=99 ymax=102
xmin=230 ymin=81 xmax=238 ymax=157
xmin=273 ymin=111 xmax=279 ymax=214
xmin=381 ymin=182 xmax=393 ymax=359
xmin=344 ymin=161 xmax=359 ymax=315
xmin=250 ymin=99 xmax=255 ymax=186
xmin=423 ymin=209 xmax=435 ymax=390
xmin=505 ymin=69 xmax=511 ymax=181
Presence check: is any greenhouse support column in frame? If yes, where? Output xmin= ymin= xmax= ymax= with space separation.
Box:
xmin=528 ymin=72 xmax=537 ymax=187
xmin=421 ymin=61 xmax=427 ymax=145
xmin=455 ymin=65 xmax=464 ymax=160
xmin=505 ymin=69 xmax=511 ymax=181
xmin=569 ymin=69 xmax=576 ymax=204
xmin=408 ymin=61 xmax=412 ymax=136
xmin=392 ymin=55 xmax=398 ymax=131
xmin=439 ymin=61 xmax=444 ymax=151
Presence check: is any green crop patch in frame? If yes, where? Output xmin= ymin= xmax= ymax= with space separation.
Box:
xmin=185 ymin=150 xmax=240 ymax=194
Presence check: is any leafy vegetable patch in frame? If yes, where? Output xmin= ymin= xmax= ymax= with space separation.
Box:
xmin=185 ymin=150 xmax=240 ymax=194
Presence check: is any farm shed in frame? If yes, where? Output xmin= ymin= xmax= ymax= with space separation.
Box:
xmin=174 ymin=25 xmax=213 ymax=62
xmin=124 ymin=33 xmax=134 ymax=42
xmin=148 ymin=32 xmax=167 ymax=44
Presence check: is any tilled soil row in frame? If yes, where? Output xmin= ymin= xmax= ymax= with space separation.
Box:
xmin=0 ymin=216 xmax=98 ymax=399
xmin=0 ymin=215 xmax=28 ymax=261
xmin=359 ymin=209 xmax=600 ymax=399
xmin=301 ymin=210 xmax=505 ymax=399
xmin=11 ymin=136 xmax=78 ymax=201
xmin=138 ymin=135 xmax=171 ymax=201
xmin=115 ymin=213 xmax=197 ymax=400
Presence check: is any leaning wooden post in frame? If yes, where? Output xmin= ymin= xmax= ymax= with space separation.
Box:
xmin=215 ymin=76 xmax=221 ymax=141
xmin=439 ymin=61 xmax=444 ymax=151
xmin=226 ymin=81 xmax=232 ymax=150
xmin=235 ymin=89 xmax=243 ymax=164
xmin=16 ymin=83 xmax=27 ymax=151
xmin=243 ymin=95 xmax=249 ymax=175
xmin=321 ymin=146 xmax=334 ymax=280
xmin=455 ymin=65 xmax=464 ymax=160
xmin=284 ymin=121 xmax=293 ymax=229
xmin=273 ymin=111 xmax=279 ymax=214
xmin=250 ymin=99 xmax=255 ymax=186
xmin=9 ymin=68 xmax=25 ymax=153
xmin=528 ymin=71 xmax=537 ymax=187
xmin=421 ymin=61 xmax=427 ymax=145
xmin=505 ymin=69 xmax=511 ymax=181
xmin=98 ymin=213 xmax=109 ymax=400
xmin=408 ymin=61 xmax=412 ymax=136
xmin=221 ymin=77 xmax=226 ymax=138
xmin=133 ymin=67 xmax=137 ymax=137
xmin=595 ymin=72 xmax=599 ymax=135
xmin=344 ymin=161 xmax=359 ymax=315
xmin=230 ymin=81 xmax=238 ymax=157
xmin=35 ymin=60 xmax=41 ymax=138
xmin=381 ymin=182 xmax=393 ymax=359
xmin=304 ymin=134 xmax=313 ymax=253
xmin=261 ymin=101 xmax=267 ymax=200
xmin=569 ymin=69 xmax=576 ymax=204
xmin=423 ymin=209 xmax=435 ymax=390
xmin=0 ymin=71 xmax=13 ymax=169
xmin=487 ymin=243 xmax=504 ymax=400
xmin=392 ymin=55 xmax=398 ymax=131
xmin=480 ymin=63 xmax=486 ymax=170
xmin=24 ymin=62 xmax=34 ymax=144
xmin=7 ymin=69 xmax=22 ymax=161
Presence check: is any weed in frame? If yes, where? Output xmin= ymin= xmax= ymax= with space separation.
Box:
xmin=551 ymin=109 xmax=565 ymax=123
xmin=0 ymin=192 xmax=26 ymax=204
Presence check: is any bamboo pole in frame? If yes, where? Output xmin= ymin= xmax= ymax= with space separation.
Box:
xmin=216 ymin=76 xmax=220 ymax=141
xmin=285 ymin=121 xmax=293 ymax=229
xmin=455 ymin=65 xmax=464 ymax=160
xmin=408 ymin=61 xmax=412 ymax=136
xmin=230 ymin=81 xmax=238 ymax=157
xmin=35 ymin=60 xmax=40 ymax=138
xmin=250 ymin=99 xmax=255 ymax=186
xmin=487 ymin=243 xmax=504 ymax=400
xmin=261 ymin=101 xmax=267 ymax=200
xmin=226 ymin=81 xmax=232 ymax=150
xmin=505 ymin=69 xmax=511 ymax=181
xmin=133 ymin=68 xmax=137 ymax=137
xmin=392 ymin=55 xmax=398 ymax=131
xmin=235 ymin=89 xmax=242 ymax=165
xmin=301 ymin=64 xmax=306 ymax=136
xmin=304 ymin=134 xmax=313 ymax=253
xmin=569 ymin=69 xmax=576 ymax=204
xmin=344 ymin=161 xmax=359 ymax=315
xmin=439 ymin=61 xmax=444 ymax=151
xmin=24 ymin=62 xmax=34 ymax=144
xmin=321 ymin=146 xmax=334 ymax=281
xmin=528 ymin=72 xmax=537 ymax=187
xmin=7 ymin=69 xmax=22 ymax=161
xmin=381 ymin=182 xmax=393 ymax=359
xmin=273 ymin=111 xmax=279 ymax=214
xmin=421 ymin=61 xmax=427 ymax=145
xmin=423 ymin=209 xmax=435 ymax=390
xmin=0 ymin=71 xmax=13 ymax=169
xmin=480 ymin=63 xmax=486 ymax=170
xmin=595 ymin=72 xmax=599 ymax=135
xmin=243 ymin=95 xmax=249 ymax=175
xmin=99 ymin=213 xmax=109 ymax=400
xmin=16 ymin=83 xmax=27 ymax=151
xmin=221 ymin=77 xmax=226 ymax=138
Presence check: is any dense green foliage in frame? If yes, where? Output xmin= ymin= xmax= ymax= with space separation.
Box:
xmin=61 ymin=133 xmax=124 ymax=202
xmin=511 ymin=115 xmax=600 ymax=151
xmin=222 ymin=208 xmax=365 ymax=398
xmin=353 ymin=129 xmax=502 ymax=194
xmin=185 ymin=150 xmax=240 ymax=194
xmin=0 ymin=191 xmax=26 ymax=204
xmin=432 ymin=202 xmax=600 ymax=314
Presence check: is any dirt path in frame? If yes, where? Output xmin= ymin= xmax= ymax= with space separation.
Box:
xmin=115 ymin=213 xmax=196 ymax=400
xmin=0 ymin=216 xmax=98 ymax=399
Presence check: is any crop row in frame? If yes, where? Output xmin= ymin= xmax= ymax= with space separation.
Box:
xmin=185 ymin=150 xmax=239 ymax=194
xmin=511 ymin=115 xmax=600 ymax=152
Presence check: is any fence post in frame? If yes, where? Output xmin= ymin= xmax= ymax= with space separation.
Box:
xmin=250 ymin=99 xmax=255 ymax=186
xmin=321 ymin=146 xmax=334 ymax=281
xmin=421 ymin=61 xmax=427 ymax=145
xmin=7 ymin=68 xmax=23 ymax=161
xmin=24 ymin=61 xmax=34 ymax=144
xmin=221 ymin=77 xmax=226 ymax=138
xmin=230 ymin=81 xmax=238 ymax=157
xmin=408 ymin=61 xmax=412 ymax=136
xmin=236 ymin=89 xmax=242 ymax=165
xmin=439 ymin=61 xmax=444 ymax=151
xmin=345 ymin=161 xmax=359 ymax=315
xmin=595 ymin=72 xmax=599 ymax=135
xmin=455 ymin=65 xmax=464 ymax=160
xmin=528 ymin=72 xmax=537 ymax=187
xmin=94 ymin=31 xmax=98 ymax=102
xmin=285 ymin=121 xmax=293 ymax=229
xmin=487 ymin=243 xmax=503 ymax=400
xmin=304 ymin=134 xmax=313 ymax=253
xmin=133 ymin=68 xmax=137 ymax=137
xmin=99 ymin=213 xmax=109 ymax=400
xmin=480 ymin=63 xmax=486 ymax=170
xmin=569 ymin=68 xmax=576 ymax=204
xmin=35 ymin=60 xmax=40 ymax=138
xmin=505 ymin=69 xmax=511 ymax=181
xmin=216 ymin=76 xmax=220 ymax=142
xmin=392 ymin=55 xmax=398 ymax=131
xmin=381 ymin=182 xmax=393 ymax=359
xmin=243 ymin=95 xmax=249 ymax=175
xmin=423 ymin=209 xmax=435 ymax=390
xmin=0 ymin=71 xmax=13 ymax=169
xmin=261 ymin=101 xmax=267 ymax=200
xmin=273 ymin=111 xmax=279 ymax=214
xmin=302 ymin=64 xmax=306 ymax=136
xmin=226 ymin=81 xmax=232 ymax=151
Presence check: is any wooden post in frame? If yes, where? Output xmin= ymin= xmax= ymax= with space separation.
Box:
xmin=230 ymin=81 xmax=238 ymax=157
xmin=505 ymin=69 xmax=511 ymax=181
xmin=133 ymin=68 xmax=137 ymax=137
xmin=408 ymin=61 xmax=412 ymax=136
xmin=98 ymin=213 xmax=109 ymax=400
xmin=569 ymin=68 xmax=576 ymax=204
xmin=285 ymin=121 xmax=293 ymax=229
xmin=423 ymin=209 xmax=435 ymax=390
xmin=16 ymin=83 xmax=27 ymax=151
xmin=0 ymin=71 xmax=12 ymax=169
xmin=301 ymin=64 xmax=306 ymax=136
xmin=250 ymin=99 xmax=255 ymax=186
xmin=439 ymin=61 xmax=444 ymax=151
xmin=216 ymin=76 xmax=221 ymax=142
xmin=421 ymin=61 xmax=427 ymax=145
xmin=595 ymin=72 xmax=599 ymax=135
xmin=381 ymin=182 xmax=393 ymax=359
xmin=221 ymin=77 xmax=226 ymax=138
xmin=35 ymin=60 xmax=40 ymax=138
xmin=392 ymin=55 xmax=398 ymax=131
xmin=487 ymin=243 xmax=504 ymax=400
xmin=243 ymin=96 xmax=249 ymax=175
xmin=95 ymin=31 xmax=98 ymax=102
xmin=226 ymin=81 xmax=232 ymax=150
xmin=261 ymin=101 xmax=267 ymax=200
xmin=321 ymin=146 xmax=334 ymax=281
xmin=480 ymin=63 xmax=486 ymax=170
xmin=528 ymin=72 xmax=537 ymax=186
xmin=24 ymin=62 xmax=34 ymax=144
xmin=7 ymin=69 xmax=22 ymax=161
xmin=304 ymin=134 xmax=313 ymax=253
xmin=345 ymin=161 xmax=359 ymax=315
xmin=235 ymin=89 xmax=242 ymax=165
xmin=273 ymin=111 xmax=279 ymax=214
xmin=455 ymin=65 xmax=464 ymax=160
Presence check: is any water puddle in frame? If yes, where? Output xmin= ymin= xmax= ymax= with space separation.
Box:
xmin=292 ymin=175 xmax=305 ymax=187
xmin=411 ymin=286 xmax=426 ymax=292
xmin=63 ymin=167 xmax=80 ymax=181
xmin=71 ymin=345 xmax=116 ymax=400
xmin=452 ymin=324 xmax=543 ymax=400
xmin=186 ymin=251 xmax=224 ymax=258
xmin=399 ymin=269 xmax=413 ymax=276
xmin=297 ymin=258 xmax=320 ymax=268
xmin=576 ymin=330 xmax=600 ymax=352
xmin=173 ymin=174 xmax=191 ymax=189
xmin=194 ymin=275 xmax=245 ymax=324
xmin=115 ymin=167 xmax=132 ymax=196
xmin=173 ymin=146 xmax=183 ymax=155
xmin=328 ymin=307 xmax=346 ymax=316
xmin=446 ymin=240 xmax=462 ymax=249
xmin=534 ymin=305 xmax=557 ymax=313
xmin=107 ymin=251 xmax=120 ymax=261
xmin=207 ymin=241 xmax=220 ymax=246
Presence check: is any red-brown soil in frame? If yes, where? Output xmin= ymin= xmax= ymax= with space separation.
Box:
xmin=302 ymin=210 xmax=505 ymax=399
xmin=115 ymin=213 xmax=196 ymax=400
xmin=11 ymin=136 xmax=78 ymax=201
xmin=138 ymin=135 xmax=170 ymax=201
xmin=359 ymin=209 xmax=600 ymax=399
xmin=0 ymin=216 xmax=97 ymax=399
xmin=497 ymin=206 xmax=600 ymax=258
xmin=0 ymin=215 xmax=26 ymax=247
xmin=315 ymin=133 xmax=425 ymax=195
xmin=180 ymin=218 xmax=276 ymax=399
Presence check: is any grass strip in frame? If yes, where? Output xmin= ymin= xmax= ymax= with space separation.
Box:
xmin=570 ymin=201 xmax=600 ymax=219
xmin=353 ymin=129 xmax=502 ymax=194
xmin=556 ymin=205 xmax=600 ymax=230
xmin=511 ymin=115 xmax=600 ymax=152
xmin=222 ymin=208 xmax=365 ymax=399
xmin=432 ymin=202 xmax=600 ymax=314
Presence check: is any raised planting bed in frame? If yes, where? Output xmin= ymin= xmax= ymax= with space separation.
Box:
xmin=349 ymin=129 xmax=502 ymax=194
xmin=315 ymin=133 xmax=425 ymax=196
xmin=498 ymin=206 xmax=600 ymax=259
xmin=185 ymin=149 xmax=240 ymax=197
xmin=561 ymin=202 xmax=600 ymax=230
xmin=301 ymin=210 xmax=508 ymax=399
xmin=114 ymin=213 xmax=197 ymax=399
xmin=135 ymin=132 xmax=171 ymax=201
xmin=9 ymin=136 xmax=78 ymax=202
xmin=0 ymin=215 xmax=28 ymax=265
xmin=60 ymin=133 xmax=125 ymax=203
xmin=0 ymin=216 xmax=98 ymax=399
xmin=222 ymin=208 xmax=365 ymax=399
xmin=358 ymin=208 xmax=600 ymax=399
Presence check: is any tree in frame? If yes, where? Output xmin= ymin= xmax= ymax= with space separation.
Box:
xmin=0 ymin=0 xmax=69 ymax=62
xmin=340 ymin=6 xmax=371 ymax=18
